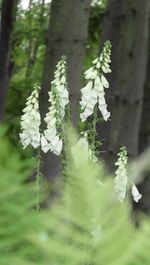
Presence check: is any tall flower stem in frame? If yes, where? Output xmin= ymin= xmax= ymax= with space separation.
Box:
xmin=90 ymin=104 xmax=98 ymax=159
xmin=35 ymin=148 xmax=41 ymax=212
xmin=59 ymin=124 xmax=70 ymax=179
xmin=41 ymin=56 xmax=69 ymax=156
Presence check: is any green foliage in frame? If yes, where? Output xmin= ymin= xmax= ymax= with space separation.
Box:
xmin=5 ymin=1 xmax=50 ymax=136
xmin=29 ymin=131 xmax=150 ymax=265
xmin=0 ymin=126 xmax=47 ymax=265
xmin=1 ymin=127 xmax=150 ymax=265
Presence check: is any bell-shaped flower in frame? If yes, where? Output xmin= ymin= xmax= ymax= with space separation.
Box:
xmin=132 ymin=185 xmax=142 ymax=203
xmin=50 ymin=136 xmax=63 ymax=156
xmin=101 ymin=75 xmax=109 ymax=88
xmin=85 ymin=68 xmax=98 ymax=80
xmin=41 ymin=134 xmax=51 ymax=153
xmin=80 ymin=87 xmax=98 ymax=122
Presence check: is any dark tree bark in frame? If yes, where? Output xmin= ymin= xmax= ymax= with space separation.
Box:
xmin=100 ymin=0 xmax=124 ymax=89
xmin=97 ymin=0 xmax=150 ymax=215
xmin=97 ymin=0 xmax=125 ymax=155
xmin=40 ymin=0 xmax=91 ymax=180
xmin=40 ymin=0 xmax=91 ymax=125
xmin=0 ymin=0 xmax=19 ymax=121
xmin=136 ymin=21 xmax=150 ymax=214
xmin=106 ymin=0 xmax=150 ymax=170
xmin=139 ymin=24 xmax=150 ymax=154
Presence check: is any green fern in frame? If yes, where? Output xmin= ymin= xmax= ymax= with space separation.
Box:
xmin=29 ymin=130 xmax=150 ymax=265
xmin=1 ymin=127 xmax=150 ymax=265
xmin=0 ymin=127 xmax=47 ymax=265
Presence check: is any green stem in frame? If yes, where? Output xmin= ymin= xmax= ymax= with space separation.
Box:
xmin=91 ymin=104 xmax=98 ymax=157
xmin=60 ymin=125 xmax=69 ymax=179
xmin=35 ymin=148 xmax=41 ymax=212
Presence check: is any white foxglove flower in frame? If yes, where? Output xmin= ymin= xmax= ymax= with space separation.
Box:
xmin=132 ymin=185 xmax=142 ymax=203
xmin=101 ymin=75 xmax=109 ymax=88
xmin=114 ymin=147 xmax=128 ymax=202
xmin=80 ymin=41 xmax=111 ymax=122
xmin=41 ymin=134 xmax=51 ymax=153
xmin=41 ymin=56 xmax=69 ymax=156
xmin=50 ymin=136 xmax=63 ymax=156
xmin=114 ymin=147 xmax=142 ymax=203
xmin=20 ymin=84 xmax=41 ymax=149
xmin=80 ymin=86 xmax=97 ymax=122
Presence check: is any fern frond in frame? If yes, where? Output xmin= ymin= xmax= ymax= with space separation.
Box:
xmin=30 ymin=130 xmax=150 ymax=265
xmin=1 ymin=127 xmax=150 ymax=265
xmin=0 ymin=127 xmax=46 ymax=265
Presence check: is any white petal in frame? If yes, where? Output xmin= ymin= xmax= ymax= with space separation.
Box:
xmin=51 ymin=136 xmax=63 ymax=156
xmin=132 ymin=185 xmax=142 ymax=203
xmin=41 ymin=134 xmax=51 ymax=153
xmin=102 ymin=65 xmax=110 ymax=74
xmin=23 ymin=105 xmax=32 ymax=113
xmin=61 ymin=75 xmax=66 ymax=84
xmin=94 ymin=76 xmax=104 ymax=92
xmin=80 ymin=105 xmax=94 ymax=122
xmin=20 ymin=133 xmax=31 ymax=148
xmin=31 ymin=132 xmax=40 ymax=148
xmin=44 ymin=127 xmax=57 ymax=142
xmin=85 ymin=68 xmax=97 ymax=80
xmin=30 ymin=108 xmax=37 ymax=116
xmin=92 ymin=58 xmax=98 ymax=64
xmin=103 ymin=112 xmax=110 ymax=121
xmin=101 ymin=75 xmax=109 ymax=88
xmin=96 ymin=62 xmax=101 ymax=68
xmin=81 ymin=81 xmax=93 ymax=94
xmin=80 ymin=112 xmax=87 ymax=122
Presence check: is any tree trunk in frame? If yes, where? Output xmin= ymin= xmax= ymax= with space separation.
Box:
xmin=40 ymin=0 xmax=91 ymax=180
xmin=41 ymin=0 xmax=91 ymax=125
xmin=106 ymin=0 xmax=150 ymax=170
xmin=0 ymin=0 xmax=18 ymax=121
xmin=100 ymin=0 xmax=124 ymax=88
xmin=136 ymin=20 xmax=150 ymax=214
xmin=139 ymin=23 xmax=150 ymax=154
xmin=97 ymin=0 xmax=125 ymax=155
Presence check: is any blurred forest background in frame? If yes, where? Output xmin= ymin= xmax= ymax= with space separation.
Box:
xmin=1 ymin=0 xmax=150 ymax=264
xmin=1 ymin=0 xmax=150 ymax=211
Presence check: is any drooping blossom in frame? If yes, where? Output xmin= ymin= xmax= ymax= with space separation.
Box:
xmin=132 ymin=185 xmax=142 ymax=203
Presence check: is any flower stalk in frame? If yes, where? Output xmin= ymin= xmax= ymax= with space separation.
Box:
xmin=35 ymin=148 xmax=41 ymax=212
xmin=41 ymin=56 xmax=69 ymax=156
xmin=20 ymin=83 xmax=41 ymax=149
xmin=114 ymin=146 xmax=142 ymax=203
xmin=80 ymin=40 xmax=112 ymax=123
